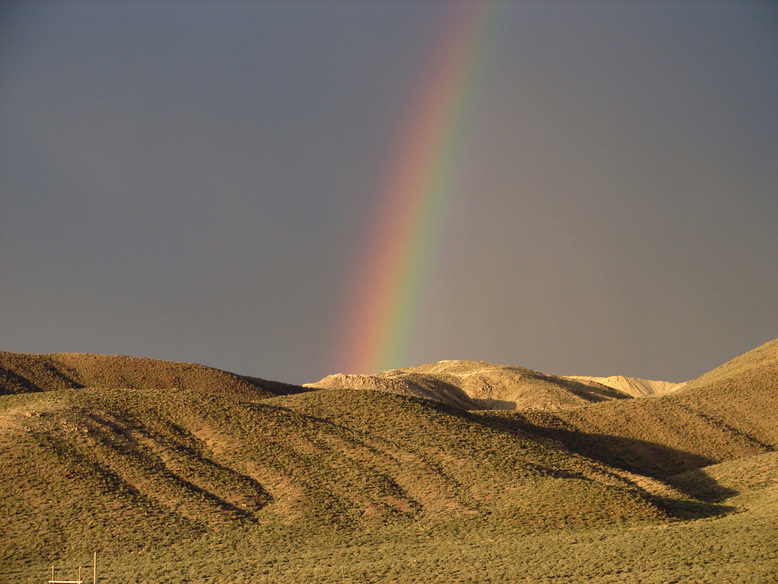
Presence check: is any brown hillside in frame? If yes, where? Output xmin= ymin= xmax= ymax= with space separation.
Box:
xmin=0 ymin=386 xmax=677 ymax=572
xmin=503 ymin=338 xmax=778 ymax=479
xmin=306 ymin=360 xmax=632 ymax=410
xmin=0 ymin=352 xmax=303 ymax=400
xmin=563 ymin=375 xmax=681 ymax=397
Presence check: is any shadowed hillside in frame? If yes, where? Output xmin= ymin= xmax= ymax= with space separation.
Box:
xmin=502 ymin=339 xmax=778 ymax=479
xmin=306 ymin=360 xmax=637 ymax=410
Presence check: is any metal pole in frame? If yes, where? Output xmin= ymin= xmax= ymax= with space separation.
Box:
xmin=93 ymin=551 xmax=97 ymax=584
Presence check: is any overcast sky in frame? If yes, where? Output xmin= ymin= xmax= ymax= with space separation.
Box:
xmin=2 ymin=1 xmax=776 ymax=385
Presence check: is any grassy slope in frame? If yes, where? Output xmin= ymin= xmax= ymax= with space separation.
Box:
xmin=1 ymin=388 xmax=673 ymax=567
xmin=11 ymin=449 xmax=775 ymax=583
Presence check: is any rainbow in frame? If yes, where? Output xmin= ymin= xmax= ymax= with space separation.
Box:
xmin=337 ymin=3 xmax=496 ymax=375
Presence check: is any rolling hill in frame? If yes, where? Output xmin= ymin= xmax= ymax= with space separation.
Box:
xmin=1 ymin=341 xmax=776 ymax=582
xmin=503 ymin=338 xmax=778 ymax=479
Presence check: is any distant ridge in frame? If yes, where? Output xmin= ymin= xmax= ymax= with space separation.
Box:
xmin=562 ymin=375 xmax=680 ymax=397
xmin=0 ymin=351 xmax=304 ymax=400
xmin=305 ymin=360 xmax=673 ymax=410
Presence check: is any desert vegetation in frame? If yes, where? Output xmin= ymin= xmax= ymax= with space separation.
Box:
xmin=1 ymin=341 xmax=777 ymax=582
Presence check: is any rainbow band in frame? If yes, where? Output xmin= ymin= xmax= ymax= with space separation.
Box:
xmin=338 ymin=3 xmax=496 ymax=375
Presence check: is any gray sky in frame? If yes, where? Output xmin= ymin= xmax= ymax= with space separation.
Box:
xmin=2 ymin=1 xmax=776 ymax=385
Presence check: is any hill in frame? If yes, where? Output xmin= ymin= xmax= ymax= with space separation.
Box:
xmin=0 ymin=351 xmax=302 ymax=400
xmin=502 ymin=338 xmax=778 ymax=479
xmin=1 ymin=341 xmax=777 ymax=582
xmin=306 ymin=360 xmax=637 ymax=410
xmin=0 ymin=385 xmax=678 ymax=568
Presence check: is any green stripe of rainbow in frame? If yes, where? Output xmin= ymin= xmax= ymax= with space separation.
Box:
xmin=337 ymin=3 xmax=497 ymax=374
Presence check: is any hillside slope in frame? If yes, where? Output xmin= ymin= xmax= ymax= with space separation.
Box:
xmin=1 ymin=384 xmax=679 ymax=572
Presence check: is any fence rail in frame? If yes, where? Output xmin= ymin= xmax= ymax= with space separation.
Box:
xmin=49 ymin=552 xmax=96 ymax=584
